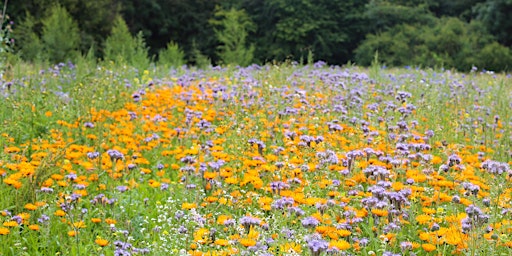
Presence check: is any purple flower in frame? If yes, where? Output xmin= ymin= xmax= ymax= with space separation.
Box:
xmin=306 ymin=237 xmax=329 ymax=255
xmin=116 ymin=186 xmax=129 ymax=193
xmin=301 ymin=216 xmax=320 ymax=228
xmin=107 ymin=149 xmax=124 ymax=161
xmin=84 ymin=122 xmax=95 ymax=128
xmin=87 ymin=151 xmax=100 ymax=159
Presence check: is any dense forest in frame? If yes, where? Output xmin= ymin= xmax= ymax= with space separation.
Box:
xmin=4 ymin=0 xmax=512 ymax=71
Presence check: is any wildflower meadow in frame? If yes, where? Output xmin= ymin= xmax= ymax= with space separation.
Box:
xmin=0 ymin=61 xmax=511 ymax=256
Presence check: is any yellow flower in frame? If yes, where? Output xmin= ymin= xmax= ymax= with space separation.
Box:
xmin=281 ymin=242 xmax=302 ymax=253
xmin=72 ymin=221 xmax=86 ymax=229
xmin=416 ymin=214 xmax=432 ymax=225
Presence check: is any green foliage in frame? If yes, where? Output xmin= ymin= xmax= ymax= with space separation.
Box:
xmin=191 ymin=41 xmax=211 ymax=69
xmin=355 ymin=17 xmax=511 ymax=71
xmin=476 ymin=42 xmax=512 ymax=71
xmin=244 ymin=0 xmax=368 ymax=64
xmin=104 ymin=16 xmax=150 ymax=70
xmin=210 ymin=7 xmax=255 ymax=66
xmin=474 ymin=0 xmax=512 ymax=47
xmin=41 ymin=5 xmax=80 ymax=63
xmin=0 ymin=4 xmax=13 ymax=78
xmin=158 ymin=41 xmax=186 ymax=68
xmin=5 ymin=0 xmax=512 ymax=70
xmin=7 ymin=0 xmax=120 ymax=56
xmin=12 ymin=13 xmax=43 ymax=61
xmin=119 ymin=0 xmax=219 ymax=63
xmin=104 ymin=16 xmax=135 ymax=63
xmin=364 ymin=0 xmax=436 ymax=32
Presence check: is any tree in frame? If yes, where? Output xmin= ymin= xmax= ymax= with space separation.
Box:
xmin=474 ymin=0 xmax=512 ymax=47
xmin=210 ymin=7 xmax=255 ymax=66
xmin=103 ymin=15 xmax=150 ymax=69
xmin=242 ymin=0 xmax=368 ymax=64
xmin=41 ymin=5 xmax=80 ymax=63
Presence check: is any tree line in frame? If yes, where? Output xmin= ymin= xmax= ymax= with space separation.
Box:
xmin=5 ymin=0 xmax=512 ymax=71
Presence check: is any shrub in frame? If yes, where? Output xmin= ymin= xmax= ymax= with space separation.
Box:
xmin=158 ymin=41 xmax=185 ymax=68
xmin=210 ymin=8 xmax=255 ymax=66
xmin=104 ymin=16 xmax=149 ymax=70
xmin=355 ymin=17 xmax=512 ymax=71
xmin=12 ymin=13 xmax=43 ymax=62
xmin=41 ymin=5 xmax=80 ymax=63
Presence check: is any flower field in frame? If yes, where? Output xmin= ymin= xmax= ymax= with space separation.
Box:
xmin=0 ymin=63 xmax=511 ymax=255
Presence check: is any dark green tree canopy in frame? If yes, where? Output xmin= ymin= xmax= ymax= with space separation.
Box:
xmin=5 ymin=0 xmax=512 ymax=71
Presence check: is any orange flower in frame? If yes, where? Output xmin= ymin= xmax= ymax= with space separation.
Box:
xmin=422 ymin=243 xmax=436 ymax=252
xmin=29 ymin=224 xmax=40 ymax=231
xmin=182 ymin=203 xmax=197 ymax=210
xmin=95 ymin=238 xmax=109 ymax=247
xmin=24 ymin=203 xmax=38 ymax=211
xmin=214 ymin=239 xmax=229 ymax=246
xmin=105 ymin=218 xmax=117 ymax=225
xmin=371 ymin=208 xmax=388 ymax=217
xmin=68 ymin=230 xmax=78 ymax=237
xmin=3 ymin=221 xmax=18 ymax=227
xmin=329 ymin=240 xmax=350 ymax=250
xmin=91 ymin=218 xmax=102 ymax=223
xmin=239 ymin=238 xmax=257 ymax=247
xmin=0 ymin=227 xmax=9 ymax=235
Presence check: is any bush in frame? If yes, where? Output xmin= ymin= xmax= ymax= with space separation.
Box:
xmin=104 ymin=16 xmax=149 ymax=70
xmin=41 ymin=5 xmax=80 ymax=63
xmin=355 ymin=17 xmax=512 ymax=71
xmin=158 ymin=41 xmax=185 ymax=68
xmin=13 ymin=13 xmax=44 ymax=62
xmin=476 ymin=42 xmax=512 ymax=71
xmin=210 ymin=8 xmax=255 ymax=66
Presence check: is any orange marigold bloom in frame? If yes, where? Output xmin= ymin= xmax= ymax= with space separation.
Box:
xmin=239 ymin=238 xmax=257 ymax=247
xmin=105 ymin=218 xmax=117 ymax=225
xmin=68 ymin=230 xmax=77 ymax=237
xmin=55 ymin=210 xmax=66 ymax=217
xmin=214 ymin=239 xmax=229 ymax=246
xmin=329 ymin=240 xmax=350 ymax=250
xmin=0 ymin=227 xmax=9 ymax=235
xmin=3 ymin=221 xmax=18 ymax=227
xmin=95 ymin=238 xmax=109 ymax=247
xmin=371 ymin=208 xmax=388 ymax=217
xmin=29 ymin=224 xmax=40 ymax=231
xmin=182 ymin=203 xmax=197 ymax=210
xmin=416 ymin=214 xmax=432 ymax=225
xmin=91 ymin=218 xmax=102 ymax=223
xmin=24 ymin=203 xmax=38 ymax=211
xmin=422 ymin=243 xmax=437 ymax=252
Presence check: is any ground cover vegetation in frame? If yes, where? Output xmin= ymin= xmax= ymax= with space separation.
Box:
xmin=0 ymin=58 xmax=511 ymax=255
xmin=4 ymin=0 xmax=512 ymax=71
xmin=0 ymin=1 xmax=512 ymax=255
